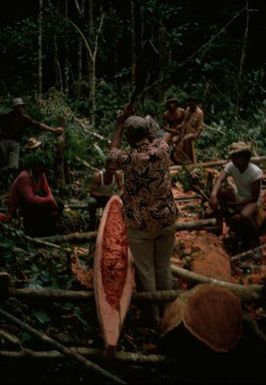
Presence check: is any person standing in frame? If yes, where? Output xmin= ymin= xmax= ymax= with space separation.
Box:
xmin=171 ymin=98 xmax=204 ymax=164
xmin=108 ymin=107 xmax=177 ymax=328
xmin=0 ymin=97 xmax=63 ymax=171
xmin=162 ymin=96 xmax=185 ymax=139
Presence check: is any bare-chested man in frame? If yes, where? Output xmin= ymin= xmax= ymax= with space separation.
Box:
xmin=171 ymin=98 xmax=204 ymax=164
xmin=163 ymin=97 xmax=185 ymax=140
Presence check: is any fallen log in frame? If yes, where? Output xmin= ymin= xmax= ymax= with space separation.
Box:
xmin=65 ymin=195 xmax=201 ymax=209
xmin=7 ymin=287 xmax=183 ymax=303
xmin=171 ymin=265 xmax=263 ymax=301
xmin=24 ymin=235 xmax=61 ymax=249
xmin=39 ymin=231 xmax=98 ymax=243
xmin=170 ymin=155 xmax=266 ymax=171
xmin=0 ymin=308 xmax=126 ymax=385
xmin=38 ymin=219 xmax=216 ymax=244
xmin=0 ymin=347 xmax=173 ymax=364
xmin=75 ymin=156 xmax=97 ymax=171
xmin=231 ymin=243 xmax=266 ymax=262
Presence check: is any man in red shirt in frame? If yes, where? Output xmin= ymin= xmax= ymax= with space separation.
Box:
xmin=7 ymin=143 xmax=60 ymax=236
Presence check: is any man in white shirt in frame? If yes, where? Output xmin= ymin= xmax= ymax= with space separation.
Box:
xmin=210 ymin=141 xmax=263 ymax=250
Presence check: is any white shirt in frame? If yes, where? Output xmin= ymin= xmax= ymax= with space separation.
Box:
xmin=224 ymin=161 xmax=263 ymax=201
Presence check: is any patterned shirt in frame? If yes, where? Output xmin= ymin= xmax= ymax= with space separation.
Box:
xmin=108 ymin=138 xmax=177 ymax=231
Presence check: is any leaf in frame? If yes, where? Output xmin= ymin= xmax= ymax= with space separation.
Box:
xmin=33 ymin=310 xmax=50 ymax=324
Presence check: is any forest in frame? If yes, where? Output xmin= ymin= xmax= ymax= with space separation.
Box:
xmin=0 ymin=0 xmax=265 ymax=164
xmin=0 ymin=1 xmax=266 ymax=384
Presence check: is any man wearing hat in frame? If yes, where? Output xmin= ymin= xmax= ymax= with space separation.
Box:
xmin=0 ymin=97 xmax=63 ymax=171
xmin=210 ymin=141 xmax=263 ymax=250
xmin=108 ymin=105 xmax=177 ymax=328
xmin=162 ymin=96 xmax=185 ymax=137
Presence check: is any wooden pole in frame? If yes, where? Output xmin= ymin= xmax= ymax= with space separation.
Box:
xmin=231 ymin=243 xmax=266 ymax=262
xmin=0 ymin=347 xmax=174 ymax=364
xmin=7 ymin=287 xmax=183 ymax=303
xmin=38 ymin=219 xmax=216 ymax=244
xmin=171 ymin=265 xmax=263 ymax=301
xmin=0 ymin=308 xmax=126 ymax=384
xmin=170 ymin=155 xmax=266 ymax=172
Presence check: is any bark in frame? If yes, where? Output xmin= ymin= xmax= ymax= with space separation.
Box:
xmin=0 ymin=347 xmax=173 ymax=364
xmin=0 ymin=308 xmax=126 ymax=385
xmin=171 ymin=265 xmax=263 ymax=301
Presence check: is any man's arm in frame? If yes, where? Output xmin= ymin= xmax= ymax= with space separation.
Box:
xmin=110 ymin=103 xmax=133 ymax=150
xmin=24 ymin=114 xmax=63 ymax=134
xmin=209 ymin=170 xmax=228 ymax=209
xmin=90 ymin=171 xmax=105 ymax=197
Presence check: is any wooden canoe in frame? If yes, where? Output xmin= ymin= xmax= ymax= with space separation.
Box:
xmin=94 ymin=195 xmax=135 ymax=357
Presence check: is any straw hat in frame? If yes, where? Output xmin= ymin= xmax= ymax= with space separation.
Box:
xmin=228 ymin=141 xmax=252 ymax=156
xmin=12 ymin=97 xmax=25 ymax=107
xmin=165 ymin=97 xmax=178 ymax=108
xmin=24 ymin=137 xmax=42 ymax=150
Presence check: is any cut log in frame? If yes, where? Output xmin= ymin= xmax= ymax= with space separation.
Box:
xmin=161 ymin=284 xmax=242 ymax=352
xmin=94 ymin=195 xmax=135 ymax=358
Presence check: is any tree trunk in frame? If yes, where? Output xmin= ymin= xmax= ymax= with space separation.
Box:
xmin=64 ymin=0 xmax=70 ymax=95
xmin=236 ymin=1 xmax=249 ymax=113
xmin=38 ymin=0 xmax=43 ymax=100
xmin=130 ymin=0 xmax=136 ymax=85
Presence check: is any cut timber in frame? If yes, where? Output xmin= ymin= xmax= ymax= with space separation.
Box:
xmin=0 ymin=347 xmax=173 ymax=364
xmin=7 ymin=287 xmax=183 ymax=303
xmin=171 ymin=265 xmax=263 ymax=301
xmin=170 ymin=155 xmax=266 ymax=172
xmin=38 ymin=219 xmax=216 ymax=244
xmin=161 ymin=284 xmax=242 ymax=352
xmin=94 ymin=195 xmax=135 ymax=358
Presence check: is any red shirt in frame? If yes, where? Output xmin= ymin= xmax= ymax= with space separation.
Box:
xmin=9 ymin=170 xmax=56 ymax=214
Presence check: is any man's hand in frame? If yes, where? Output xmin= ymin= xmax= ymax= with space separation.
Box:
xmin=54 ymin=127 xmax=64 ymax=134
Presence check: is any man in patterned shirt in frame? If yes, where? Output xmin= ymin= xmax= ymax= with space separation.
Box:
xmin=108 ymin=108 xmax=177 ymax=328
